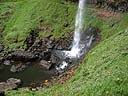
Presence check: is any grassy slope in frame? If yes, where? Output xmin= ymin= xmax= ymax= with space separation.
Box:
xmin=0 ymin=1 xmax=17 ymax=43
xmin=2 ymin=0 xmax=76 ymax=49
xmin=1 ymin=0 xmax=128 ymax=96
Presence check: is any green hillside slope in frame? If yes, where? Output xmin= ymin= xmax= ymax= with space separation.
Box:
xmin=1 ymin=0 xmax=76 ymax=49
xmin=0 ymin=0 xmax=127 ymax=96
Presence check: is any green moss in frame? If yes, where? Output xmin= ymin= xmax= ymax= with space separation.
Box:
xmin=2 ymin=0 xmax=76 ymax=49
xmin=6 ymin=19 xmax=128 ymax=96
xmin=2 ymin=1 xmax=128 ymax=96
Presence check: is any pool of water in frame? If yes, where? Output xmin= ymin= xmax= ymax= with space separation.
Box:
xmin=0 ymin=63 xmax=56 ymax=87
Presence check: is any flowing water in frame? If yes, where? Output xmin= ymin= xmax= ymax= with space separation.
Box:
xmin=0 ymin=0 xmax=96 ymax=87
xmin=68 ymin=0 xmax=86 ymax=58
xmin=56 ymin=0 xmax=95 ymax=72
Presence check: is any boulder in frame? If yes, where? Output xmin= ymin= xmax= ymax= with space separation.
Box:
xmin=0 ymin=78 xmax=21 ymax=92
xmin=10 ymin=64 xmax=26 ymax=73
xmin=0 ymin=44 xmax=4 ymax=53
xmin=7 ymin=50 xmax=39 ymax=61
xmin=39 ymin=60 xmax=52 ymax=70
xmin=10 ymin=65 xmax=16 ymax=73
xmin=7 ymin=78 xmax=21 ymax=85
xmin=3 ymin=60 xmax=11 ymax=66
xmin=0 ymin=82 xmax=9 ymax=92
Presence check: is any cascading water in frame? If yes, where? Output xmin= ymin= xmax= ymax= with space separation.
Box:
xmin=68 ymin=0 xmax=86 ymax=58
xmin=63 ymin=0 xmax=88 ymax=59
xmin=55 ymin=0 xmax=95 ymax=72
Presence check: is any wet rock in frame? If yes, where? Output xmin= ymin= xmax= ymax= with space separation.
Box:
xmin=56 ymin=45 xmax=63 ymax=50
xmin=39 ymin=60 xmax=52 ymax=70
xmin=7 ymin=78 xmax=21 ymax=85
xmin=7 ymin=50 xmax=39 ymax=62
xmin=25 ymin=30 xmax=38 ymax=50
xmin=0 ymin=91 xmax=5 ymax=96
xmin=0 ymin=82 xmax=8 ymax=92
xmin=54 ymin=37 xmax=72 ymax=50
xmin=0 ymin=78 xmax=21 ymax=92
xmin=43 ymin=51 xmax=51 ymax=61
xmin=0 ymin=44 xmax=4 ymax=53
xmin=27 ymin=35 xmax=72 ymax=53
xmin=27 ymin=39 xmax=43 ymax=52
xmin=25 ymin=62 xmax=31 ymax=66
xmin=10 ymin=64 xmax=26 ymax=73
xmin=47 ymin=43 xmax=53 ymax=49
xmin=5 ymin=83 xmax=17 ymax=90
xmin=3 ymin=60 xmax=11 ymax=66
xmin=51 ymin=54 xmax=58 ymax=64
xmin=51 ymin=50 xmax=64 ymax=64
xmin=56 ymin=61 xmax=68 ymax=73
xmin=10 ymin=65 xmax=16 ymax=73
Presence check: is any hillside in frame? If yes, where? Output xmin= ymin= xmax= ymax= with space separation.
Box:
xmin=0 ymin=0 xmax=128 ymax=96
xmin=1 ymin=0 xmax=76 ymax=49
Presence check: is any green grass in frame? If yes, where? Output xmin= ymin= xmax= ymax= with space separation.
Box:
xmin=1 ymin=0 xmax=128 ymax=96
xmin=2 ymin=0 xmax=76 ymax=49
xmin=6 ymin=14 xmax=128 ymax=96
xmin=6 ymin=25 xmax=128 ymax=96
xmin=0 ymin=1 xmax=17 ymax=42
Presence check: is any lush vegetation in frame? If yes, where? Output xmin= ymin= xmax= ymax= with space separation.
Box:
xmin=0 ymin=0 xmax=128 ymax=96
xmin=1 ymin=0 xmax=76 ymax=49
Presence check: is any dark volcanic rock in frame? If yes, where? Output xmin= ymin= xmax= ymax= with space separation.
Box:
xmin=7 ymin=78 xmax=21 ymax=85
xmin=3 ymin=60 xmax=11 ymax=66
xmin=0 ymin=91 xmax=4 ymax=96
xmin=96 ymin=0 xmax=128 ymax=12
xmin=0 ymin=44 xmax=4 ymax=53
xmin=25 ymin=30 xmax=38 ymax=50
xmin=0 ymin=78 xmax=21 ymax=92
xmin=51 ymin=50 xmax=65 ymax=64
xmin=10 ymin=65 xmax=16 ymax=72
xmin=54 ymin=36 xmax=72 ymax=50
xmin=10 ymin=63 xmax=26 ymax=73
xmin=25 ymin=62 xmax=31 ymax=66
xmin=39 ymin=60 xmax=52 ymax=70
xmin=7 ymin=50 xmax=39 ymax=62
xmin=0 ymin=82 xmax=8 ymax=92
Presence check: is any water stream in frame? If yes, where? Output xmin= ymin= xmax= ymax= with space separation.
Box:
xmin=56 ymin=0 xmax=95 ymax=72
xmin=67 ymin=0 xmax=86 ymax=58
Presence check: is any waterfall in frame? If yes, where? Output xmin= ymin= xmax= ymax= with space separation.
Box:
xmin=56 ymin=0 xmax=95 ymax=72
xmin=65 ymin=0 xmax=86 ymax=58
xmin=70 ymin=0 xmax=86 ymax=58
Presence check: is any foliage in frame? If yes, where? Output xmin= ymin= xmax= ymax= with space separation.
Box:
xmin=0 ymin=0 xmax=128 ymax=96
xmin=1 ymin=0 xmax=76 ymax=49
